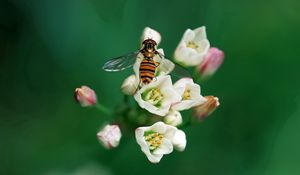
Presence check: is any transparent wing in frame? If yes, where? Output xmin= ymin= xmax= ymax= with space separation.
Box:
xmin=102 ymin=51 xmax=140 ymax=72
xmin=157 ymin=52 xmax=191 ymax=78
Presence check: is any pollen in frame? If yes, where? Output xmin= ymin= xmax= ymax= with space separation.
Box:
xmin=187 ymin=41 xmax=199 ymax=49
xmin=183 ymin=89 xmax=191 ymax=100
xmin=144 ymin=132 xmax=164 ymax=151
xmin=144 ymin=88 xmax=163 ymax=107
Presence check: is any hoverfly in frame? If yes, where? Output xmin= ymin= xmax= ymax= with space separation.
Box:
xmin=102 ymin=38 xmax=189 ymax=86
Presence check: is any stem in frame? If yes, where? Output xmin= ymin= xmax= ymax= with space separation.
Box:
xmin=123 ymin=95 xmax=129 ymax=104
xmin=192 ymin=68 xmax=200 ymax=82
xmin=95 ymin=103 xmax=112 ymax=116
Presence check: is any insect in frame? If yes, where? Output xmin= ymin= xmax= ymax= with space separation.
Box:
xmin=102 ymin=39 xmax=189 ymax=85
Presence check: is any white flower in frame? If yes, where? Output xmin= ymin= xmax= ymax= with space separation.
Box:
xmin=97 ymin=124 xmax=122 ymax=149
xmin=121 ymin=75 xmax=139 ymax=95
xmin=141 ymin=27 xmax=161 ymax=45
xmin=172 ymin=130 xmax=187 ymax=152
xmin=174 ymin=26 xmax=210 ymax=67
xmin=172 ymin=78 xmax=207 ymax=111
xmin=134 ymin=75 xmax=181 ymax=116
xmin=164 ymin=110 xmax=182 ymax=126
xmin=135 ymin=122 xmax=179 ymax=163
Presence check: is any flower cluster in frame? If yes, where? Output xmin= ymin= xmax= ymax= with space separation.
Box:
xmin=74 ymin=26 xmax=224 ymax=163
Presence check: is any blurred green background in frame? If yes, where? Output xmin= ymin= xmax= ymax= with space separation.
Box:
xmin=1 ymin=0 xmax=300 ymax=174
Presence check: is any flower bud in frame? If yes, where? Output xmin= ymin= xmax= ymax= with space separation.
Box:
xmin=121 ymin=75 xmax=139 ymax=95
xmin=141 ymin=27 xmax=161 ymax=45
xmin=164 ymin=110 xmax=182 ymax=126
xmin=172 ymin=130 xmax=187 ymax=152
xmin=97 ymin=124 xmax=122 ymax=149
xmin=198 ymin=47 xmax=224 ymax=79
xmin=194 ymin=96 xmax=220 ymax=121
xmin=74 ymin=86 xmax=97 ymax=107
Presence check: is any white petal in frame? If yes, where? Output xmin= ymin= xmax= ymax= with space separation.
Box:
xmin=135 ymin=127 xmax=148 ymax=149
xmin=153 ymin=138 xmax=173 ymax=155
xmin=194 ymin=26 xmax=207 ymax=41
xmin=161 ymin=88 xmax=181 ymax=105
xmin=141 ymin=27 xmax=161 ymax=45
xmin=150 ymin=121 xmax=167 ymax=133
xmin=182 ymin=29 xmax=195 ymax=42
xmin=172 ymin=100 xmax=195 ymax=111
xmin=121 ymin=75 xmax=139 ymax=95
xmin=154 ymin=49 xmax=175 ymax=76
xmin=173 ymin=78 xmax=194 ymax=95
xmin=145 ymin=152 xmax=163 ymax=163
xmin=172 ymin=130 xmax=187 ymax=152
xmin=163 ymin=124 xmax=177 ymax=139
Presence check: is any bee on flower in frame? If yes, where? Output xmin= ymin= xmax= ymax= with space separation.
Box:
xmin=75 ymin=26 xmax=223 ymax=163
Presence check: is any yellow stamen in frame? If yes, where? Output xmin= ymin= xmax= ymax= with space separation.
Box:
xmin=145 ymin=132 xmax=164 ymax=151
xmin=144 ymin=88 xmax=163 ymax=106
xmin=183 ymin=89 xmax=191 ymax=100
xmin=187 ymin=41 xmax=199 ymax=49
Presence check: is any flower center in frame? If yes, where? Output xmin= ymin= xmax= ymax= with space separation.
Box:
xmin=187 ymin=41 xmax=199 ymax=49
xmin=143 ymin=88 xmax=163 ymax=107
xmin=144 ymin=132 xmax=164 ymax=151
xmin=182 ymin=89 xmax=191 ymax=100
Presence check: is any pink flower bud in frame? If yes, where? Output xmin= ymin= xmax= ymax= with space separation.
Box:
xmin=198 ymin=47 xmax=224 ymax=78
xmin=74 ymin=86 xmax=97 ymax=107
xmin=97 ymin=124 xmax=122 ymax=149
xmin=193 ymin=96 xmax=219 ymax=121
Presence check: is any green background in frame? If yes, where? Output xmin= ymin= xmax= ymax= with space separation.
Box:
xmin=1 ymin=0 xmax=300 ymax=174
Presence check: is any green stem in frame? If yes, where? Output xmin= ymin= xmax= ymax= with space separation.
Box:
xmin=123 ymin=95 xmax=129 ymax=104
xmin=192 ymin=68 xmax=200 ymax=82
xmin=95 ymin=103 xmax=112 ymax=116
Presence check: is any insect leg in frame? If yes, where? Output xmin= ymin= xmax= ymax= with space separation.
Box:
xmin=133 ymin=75 xmax=142 ymax=94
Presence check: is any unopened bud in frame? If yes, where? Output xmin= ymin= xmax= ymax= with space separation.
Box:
xmin=194 ymin=96 xmax=220 ymax=121
xmin=97 ymin=124 xmax=122 ymax=149
xmin=74 ymin=86 xmax=97 ymax=107
xmin=121 ymin=75 xmax=139 ymax=95
xmin=164 ymin=110 xmax=182 ymax=126
xmin=198 ymin=47 xmax=224 ymax=79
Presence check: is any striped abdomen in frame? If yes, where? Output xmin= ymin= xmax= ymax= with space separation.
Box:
xmin=139 ymin=59 xmax=156 ymax=84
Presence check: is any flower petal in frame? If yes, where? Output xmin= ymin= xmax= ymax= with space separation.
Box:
xmin=121 ymin=75 xmax=139 ymax=95
xmin=172 ymin=130 xmax=187 ymax=152
xmin=150 ymin=121 xmax=167 ymax=133
xmin=153 ymin=138 xmax=173 ymax=155
xmin=141 ymin=27 xmax=161 ymax=45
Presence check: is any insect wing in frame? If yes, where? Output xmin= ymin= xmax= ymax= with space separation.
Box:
xmin=158 ymin=53 xmax=191 ymax=78
xmin=158 ymin=58 xmax=175 ymax=75
xmin=102 ymin=51 xmax=139 ymax=72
